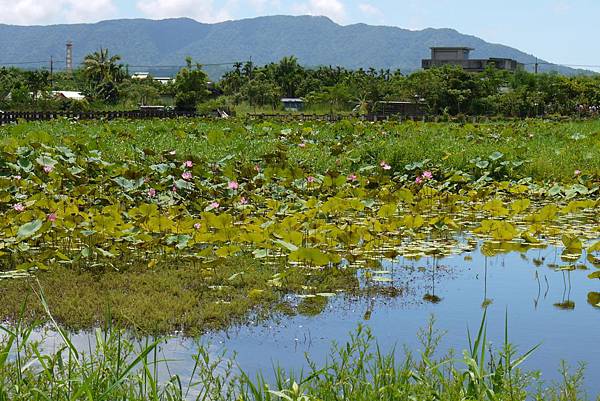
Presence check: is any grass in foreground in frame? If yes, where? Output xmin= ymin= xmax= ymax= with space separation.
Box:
xmin=0 ymin=303 xmax=594 ymax=401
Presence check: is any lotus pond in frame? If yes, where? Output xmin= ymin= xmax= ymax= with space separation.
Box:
xmin=1 ymin=117 xmax=600 ymax=399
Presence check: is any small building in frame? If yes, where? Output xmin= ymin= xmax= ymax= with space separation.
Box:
xmin=139 ymin=105 xmax=166 ymax=111
xmin=154 ymin=77 xmax=174 ymax=85
xmin=131 ymin=72 xmax=150 ymax=80
xmin=52 ymin=91 xmax=86 ymax=101
xmin=281 ymin=98 xmax=304 ymax=111
xmin=422 ymin=47 xmax=523 ymax=73
xmin=132 ymin=72 xmax=174 ymax=85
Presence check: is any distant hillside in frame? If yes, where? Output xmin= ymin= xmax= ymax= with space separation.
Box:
xmin=0 ymin=15 xmax=587 ymax=77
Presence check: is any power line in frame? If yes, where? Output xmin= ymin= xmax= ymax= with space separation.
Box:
xmin=126 ymin=61 xmax=243 ymax=68
xmin=0 ymin=60 xmax=48 ymax=65
xmin=2 ymin=58 xmax=600 ymax=71
xmin=523 ymin=62 xmax=600 ymax=69
xmin=0 ymin=60 xmax=65 ymax=66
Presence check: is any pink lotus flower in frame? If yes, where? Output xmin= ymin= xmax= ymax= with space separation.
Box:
xmin=574 ymin=169 xmax=581 ymax=176
xmin=240 ymin=196 xmax=248 ymax=205
xmin=307 ymin=176 xmax=316 ymax=183
xmin=254 ymin=165 xmax=261 ymax=172
xmin=182 ymin=171 xmax=192 ymax=180
xmin=184 ymin=160 xmax=193 ymax=168
xmin=347 ymin=174 xmax=358 ymax=182
xmin=298 ymin=142 xmax=306 ymax=148
xmin=422 ymin=171 xmax=433 ymax=180
xmin=228 ymin=181 xmax=239 ymax=190
xmin=193 ymin=222 xmax=201 ymax=230
xmin=415 ymin=176 xmax=423 ymax=184
xmin=13 ymin=203 xmax=25 ymax=212
xmin=148 ymin=188 xmax=157 ymax=197
xmin=379 ymin=161 xmax=391 ymax=170
xmin=47 ymin=213 xmax=57 ymax=222
xmin=172 ymin=185 xmax=177 ymax=192
xmin=43 ymin=165 xmax=54 ymax=173
xmin=209 ymin=201 xmax=220 ymax=209
xmin=13 ymin=175 xmax=21 ymax=180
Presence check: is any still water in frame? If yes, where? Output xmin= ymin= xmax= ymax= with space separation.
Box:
xmin=40 ymin=243 xmax=600 ymax=396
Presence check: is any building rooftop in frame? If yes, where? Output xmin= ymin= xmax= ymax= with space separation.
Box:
xmin=422 ymin=46 xmax=523 ymax=72
xmin=430 ymin=46 xmax=474 ymax=50
xmin=52 ymin=91 xmax=85 ymax=101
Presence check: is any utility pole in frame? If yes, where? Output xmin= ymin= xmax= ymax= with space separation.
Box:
xmin=50 ymin=56 xmax=54 ymax=89
xmin=534 ymin=58 xmax=538 ymax=74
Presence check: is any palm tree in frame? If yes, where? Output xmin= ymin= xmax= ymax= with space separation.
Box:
xmin=83 ymin=48 xmax=124 ymax=84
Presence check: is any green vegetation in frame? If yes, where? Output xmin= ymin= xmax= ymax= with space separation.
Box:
xmin=0 ymin=258 xmax=364 ymax=335
xmin=2 ymin=49 xmax=600 ymax=117
xmin=173 ymin=57 xmax=211 ymax=111
xmin=0 ymin=303 xmax=594 ymax=401
xmin=0 ymin=115 xmax=599 ymax=399
xmin=82 ymin=48 xmax=127 ymax=103
xmin=1 ymin=118 xmax=599 ymax=333
xmin=2 ymin=117 xmax=599 ymax=180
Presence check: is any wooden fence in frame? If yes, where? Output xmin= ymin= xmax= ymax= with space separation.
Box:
xmin=246 ymin=113 xmax=412 ymax=122
xmin=3 ymin=110 xmax=555 ymax=125
xmin=0 ymin=110 xmax=197 ymax=125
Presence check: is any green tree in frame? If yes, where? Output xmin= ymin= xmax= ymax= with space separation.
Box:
xmin=173 ymin=57 xmax=210 ymax=111
xmin=240 ymin=73 xmax=281 ymax=109
xmin=83 ymin=48 xmax=125 ymax=84
xmin=82 ymin=48 xmax=125 ymax=103
xmin=274 ymin=56 xmax=303 ymax=98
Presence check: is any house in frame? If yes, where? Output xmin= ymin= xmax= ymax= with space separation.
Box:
xmin=131 ymin=72 xmax=150 ymax=80
xmin=132 ymin=72 xmax=174 ymax=85
xmin=154 ymin=77 xmax=174 ymax=85
xmin=422 ymin=47 xmax=523 ymax=73
xmin=281 ymin=98 xmax=304 ymax=111
xmin=52 ymin=91 xmax=86 ymax=101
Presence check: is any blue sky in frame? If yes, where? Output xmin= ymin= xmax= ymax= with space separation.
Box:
xmin=1 ymin=0 xmax=598 ymax=69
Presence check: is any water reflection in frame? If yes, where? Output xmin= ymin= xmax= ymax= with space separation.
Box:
xmin=12 ymin=242 xmax=600 ymax=397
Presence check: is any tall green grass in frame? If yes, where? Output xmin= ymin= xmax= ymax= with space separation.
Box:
xmin=0 ymin=292 xmax=593 ymax=400
xmin=1 ymin=117 xmax=599 ymax=181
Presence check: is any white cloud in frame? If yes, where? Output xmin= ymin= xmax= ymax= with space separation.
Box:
xmin=291 ymin=0 xmax=346 ymax=22
xmin=358 ymin=2 xmax=382 ymax=17
xmin=248 ymin=0 xmax=281 ymax=10
xmin=136 ymin=0 xmax=233 ymax=23
xmin=0 ymin=0 xmax=117 ymax=25
xmin=64 ymin=0 xmax=117 ymax=23
xmin=552 ymin=0 xmax=571 ymax=14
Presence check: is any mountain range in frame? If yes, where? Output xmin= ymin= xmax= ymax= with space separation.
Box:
xmin=0 ymin=15 xmax=586 ymax=78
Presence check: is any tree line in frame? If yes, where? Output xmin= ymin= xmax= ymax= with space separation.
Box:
xmin=1 ymin=50 xmax=600 ymax=117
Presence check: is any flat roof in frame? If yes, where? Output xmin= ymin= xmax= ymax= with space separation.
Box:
xmin=430 ymin=47 xmax=474 ymax=51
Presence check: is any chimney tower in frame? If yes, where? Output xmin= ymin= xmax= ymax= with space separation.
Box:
xmin=66 ymin=41 xmax=73 ymax=75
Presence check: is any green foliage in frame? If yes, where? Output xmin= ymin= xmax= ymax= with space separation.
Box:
xmin=82 ymin=48 xmax=126 ymax=103
xmin=173 ymin=57 xmax=210 ymax=111
xmin=0 ymin=118 xmax=599 ymax=332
